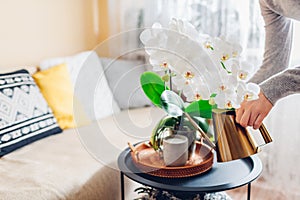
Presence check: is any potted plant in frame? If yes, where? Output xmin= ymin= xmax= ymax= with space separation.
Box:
xmin=139 ymin=18 xmax=260 ymax=156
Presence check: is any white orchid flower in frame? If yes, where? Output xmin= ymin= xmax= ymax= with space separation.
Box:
xmin=213 ymin=74 xmax=240 ymax=109
xmin=237 ymin=82 xmax=260 ymax=102
xmin=140 ymin=18 xmax=260 ymax=110
xmin=198 ymin=34 xmax=215 ymax=52
xmin=169 ymin=18 xmax=201 ymax=42
xmin=214 ymin=88 xmax=240 ymax=109
xmin=140 ymin=23 xmax=163 ymax=45
xmin=142 ymin=27 xmax=222 ymax=91
xmin=148 ymin=51 xmax=174 ymax=72
xmin=214 ymin=36 xmax=243 ymax=59
xmin=183 ymin=78 xmax=211 ymax=102
xmin=172 ymin=69 xmax=196 ymax=91
xmin=225 ymin=34 xmax=244 ymax=57
xmin=231 ymin=60 xmax=255 ymax=81
xmin=210 ymin=37 xmax=243 ymax=74
xmin=141 ymin=29 xmax=177 ymax=71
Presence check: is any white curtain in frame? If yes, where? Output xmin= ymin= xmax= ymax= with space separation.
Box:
xmin=107 ymin=0 xmax=265 ymax=68
xmin=257 ymin=95 xmax=300 ymax=196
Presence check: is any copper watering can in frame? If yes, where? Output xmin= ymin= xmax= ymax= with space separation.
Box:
xmin=212 ymin=109 xmax=273 ymax=162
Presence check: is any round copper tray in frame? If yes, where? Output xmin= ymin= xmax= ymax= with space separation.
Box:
xmin=130 ymin=142 xmax=214 ymax=178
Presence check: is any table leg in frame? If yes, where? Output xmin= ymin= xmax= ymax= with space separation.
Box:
xmin=247 ymin=183 xmax=251 ymax=200
xmin=120 ymin=172 xmax=125 ymax=200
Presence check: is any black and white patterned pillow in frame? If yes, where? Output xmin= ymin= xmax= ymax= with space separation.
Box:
xmin=0 ymin=69 xmax=62 ymax=156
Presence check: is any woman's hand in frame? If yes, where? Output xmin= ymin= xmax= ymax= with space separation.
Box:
xmin=236 ymin=91 xmax=273 ymax=129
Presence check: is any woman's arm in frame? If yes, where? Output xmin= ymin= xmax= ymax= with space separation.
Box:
xmin=260 ymin=67 xmax=300 ymax=104
xmin=237 ymin=0 xmax=300 ymax=128
xmin=250 ymin=0 xmax=294 ymax=86
xmin=236 ymin=67 xmax=300 ymax=129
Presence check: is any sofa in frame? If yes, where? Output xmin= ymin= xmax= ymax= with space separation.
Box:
xmin=0 ymin=108 xmax=165 ymax=200
xmin=0 ymin=50 xmax=162 ymax=200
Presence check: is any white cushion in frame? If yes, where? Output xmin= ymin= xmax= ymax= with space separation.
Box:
xmin=101 ymin=57 xmax=151 ymax=109
xmin=39 ymin=51 xmax=120 ymax=120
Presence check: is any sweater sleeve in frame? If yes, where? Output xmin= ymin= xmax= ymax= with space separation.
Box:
xmin=250 ymin=0 xmax=300 ymax=104
xmin=260 ymin=67 xmax=300 ymax=104
xmin=250 ymin=0 xmax=293 ymax=85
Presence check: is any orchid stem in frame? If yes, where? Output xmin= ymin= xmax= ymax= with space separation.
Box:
xmin=178 ymin=90 xmax=182 ymax=98
xmin=164 ymin=70 xmax=167 ymax=90
xmin=169 ymin=69 xmax=173 ymax=91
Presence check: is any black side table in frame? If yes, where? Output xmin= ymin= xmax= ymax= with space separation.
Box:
xmin=118 ymin=146 xmax=263 ymax=200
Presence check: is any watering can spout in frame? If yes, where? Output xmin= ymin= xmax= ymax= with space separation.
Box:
xmin=212 ymin=109 xmax=272 ymax=162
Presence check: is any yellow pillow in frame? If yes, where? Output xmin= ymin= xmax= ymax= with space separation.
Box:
xmin=33 ymin=64 xmax=76 ymax=129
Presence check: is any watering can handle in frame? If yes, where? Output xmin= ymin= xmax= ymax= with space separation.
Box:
xmin=184 ymin=112 xmax=216 ymax=150
xmin=258 ymin=123 xmax=273 ymax=145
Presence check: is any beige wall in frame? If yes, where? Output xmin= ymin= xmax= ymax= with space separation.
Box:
xmin=0 ymin=0 xmax=109 ymax=69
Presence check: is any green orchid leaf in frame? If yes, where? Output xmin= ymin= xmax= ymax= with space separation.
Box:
xmin=140 ymin=72 xmax=168 ymax=108
xmin=185 ymin=100 xmax=217 ymax=119
xmin=150 ymin=116 xmax=179 ymax=150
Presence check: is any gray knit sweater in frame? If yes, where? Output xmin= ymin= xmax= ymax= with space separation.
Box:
xmin=250 ymin=0 xmax=300 ymax=105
